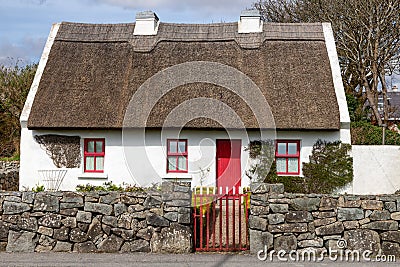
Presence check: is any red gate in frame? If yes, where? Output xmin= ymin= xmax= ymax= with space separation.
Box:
xmin=193 ymin=187 xmax=249 ymax=252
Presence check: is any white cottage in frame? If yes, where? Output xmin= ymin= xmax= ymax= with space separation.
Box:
xmin=19 ymin=10 xmax=350 ymax=191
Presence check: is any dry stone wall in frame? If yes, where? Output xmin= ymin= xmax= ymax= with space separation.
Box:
xmin=249 ymin=183 xmax=400 ymax=258
xmin=0 ymin=161 xmax=19 ymax=191
xmin=0 ymin=182 xmax=192 ymax=253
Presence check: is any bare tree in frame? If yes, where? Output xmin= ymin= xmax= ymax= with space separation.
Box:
xmin=253 ymin=0 xmax=400 ymax=126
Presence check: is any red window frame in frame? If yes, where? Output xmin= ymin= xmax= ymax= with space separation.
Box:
xmin=275 ymin=140 xmax=300 ymax=175
xmin=84 ymin=138 xmax=105 ymax=173
xmin=167 ymin=139 xmax=188 ymax=173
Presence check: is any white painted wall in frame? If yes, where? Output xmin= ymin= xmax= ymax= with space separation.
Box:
xmin=19 ymin=128 xmax=344 ymax=191
xmin=346 ymin=145 xmax=400 ymax=194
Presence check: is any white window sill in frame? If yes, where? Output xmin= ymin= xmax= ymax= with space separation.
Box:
xmin=78 ymin=173 xmax=108 ymax=179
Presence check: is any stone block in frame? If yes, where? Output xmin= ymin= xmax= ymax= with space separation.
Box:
xmin=361 ymin=200 xmax=383 ymax=210
xmin=382 ymin=242 xmax=400 ymax=257
xmin=61 ymin=217 xmax=76 ymax=228
xmin=150 ymin=223 xmax=192 ymax=253
xmin=370 ymin=210 xmax=391 ymax=221
xmin=84 ymin=202 xmax=112 ymax=215
xmin=114 ymin=203 xmax=127 ymax=217
xmin=3 ymin=201 xmax=31 ymax=215
xmin=337 ymin=208 xmax=364 ymax=221
xmin=314 ymin=217 xmax=336 ymax=227
xmin=146 ymin=213 xmax=169 ymax=227
xmin=315 ymin=222 xmax=344 ymax=236
xmin=6 ymin=230 xmax=38 ymax=252
xmin=250 ymin=183 xmax=270 ymax=194
xmin=391 ymin=212 xmax=400 ymax=220
xmin=268 ymin=223 xmax=308 ymax=233
xmin=249 ymin=230 xmax=273 ymax=254
xmin=319 ymin=197 xmax=337 ymax=210
xmin=290 ymin=197 xmax=320 ymax=211
xmin=164 ymin=212 xmax=178 ymax=222
xmin=52 ymin=241 xmax=72 ymax=252
xmin=136 ymin=227 xmax=155 ymax=241
xmin=61 ymin=192 xmax=83 ymax=204
xmin=33 ymin=194 xmax=59 ymax=212
xmin=53 ymin=227 xmax=70 ymax=241
xmin=343 ymin=220 xmax=359 ymax=230
xmin=285 ymin=211 xmax=313 ymax=223
xmin=361 ymin=220 xmax=398 ymax=231
xmin=73 ymin=241 xmax=97 ymax=253
xmin=38 ymin=226 xmax=53 ymax=236
xmin=384 ymin=202 xmax=397 ymax=213
xmin=312 ymin=211 xmax=336 ymax=219
xmin=38 ymin=214 xmax=62 ymax=228
xmin=298 ymin=238 xmax=323 ymax=248
xmin=76 ymin=211 xmax=92 ymax=223
xmin=99 ymin=192 xmax=120 ymax=205
xmin=60 ymin=208 xmax=78 ymax=216
xmin=249 ymin=216 xmax=268 ymax=231
xmin=274 ymin=235 xmax=297 ymax=252
xmin=381 ymin=231 xmax=400 ymax=243
xmin=267 ymin=214 xmax=285 ymax=225
xmin=121 ymin=239 xmax=151 ymax=252
xmin=102 ymin=215 xmax=118 ymax=227
xmin=344 ymin=229 xmax=380 ymax=256
xmin=70 ymin=228 xmax=88 ymax=243
xmin=98 ymin=235 xmax=123 ymax=252
xmin=18 ymin=217 xmax=38 ymax=232
xmin=269 ymin=204 xmax=288 ymax=213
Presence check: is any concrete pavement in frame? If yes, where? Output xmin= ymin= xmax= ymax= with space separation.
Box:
xmin=0 ymin=252 xmax=397 ymax=267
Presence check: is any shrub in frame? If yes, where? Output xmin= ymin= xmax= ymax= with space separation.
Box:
xmin=351 ymin=121 xmax=400 ymax=145
xmin=302 ymin=140 xmax=353 ymax=194
xmin=76 ymin=181 xmax=143 ymax=192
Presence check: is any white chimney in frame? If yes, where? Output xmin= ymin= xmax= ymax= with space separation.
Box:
xmin=134 ymin=11 xmax=159 ymax=35
xmin=393 ymin=85 xmax=398 ymax=92
xmin=238 ymin=9 xmax=263 ymax=33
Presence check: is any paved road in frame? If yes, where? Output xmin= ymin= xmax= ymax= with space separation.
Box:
xmin=0 ymin=252 xmax=397 ymax=267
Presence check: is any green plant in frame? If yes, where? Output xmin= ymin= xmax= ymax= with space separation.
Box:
xmin=32 ymin=184 xmax=45 ymax=192
xmin=75 ymin=181 xmax=144 ymax=192
xmin=245 ymin=139 xmax=275 ymax=182
xmin=302 ymin=140 xmax=353 ymax=194
xmin=351 ymin=121 xmax=400 ymax=145
xmin=0 ymin=154 xmax=20 ymax=161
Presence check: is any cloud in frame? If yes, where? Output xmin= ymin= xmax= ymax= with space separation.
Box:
xmin=0 ymin=37 xmax=46 ymax=67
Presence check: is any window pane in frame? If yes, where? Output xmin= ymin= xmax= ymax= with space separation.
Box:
xmin=277 ymin=143 xmax=286 ymax=155
xmin=276 ymin=158 xmax=286 ymax=173
xmin=288 ymin=158 xmax=299 ymax=173
xmin=96 ymin=156 xmax=104 ymax=171
xmin=178 ymin=141 xmax=186 ymax=153
xmin=178 ymin=156 xmax=187 ymax=171
xmin=86 ymin=156 xmax=94 ymax=171
xmin=288 ymin=143 xmax=298 ymax=155
xmin=87 ymin=141 xmax=95 ymax=153
xmin=96 ymin=141 xmax=103 ymax=153
xmin=169 ymin=141 xmax=177 ymax=153
xmin=168 ymin=156 xmax=176 ymax=171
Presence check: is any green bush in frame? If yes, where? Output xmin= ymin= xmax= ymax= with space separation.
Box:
xmin=32 ymin=184 xmax=45 ymax=192
xmin=76 ymin=181 xmax=143 ymax=192
xmin=302 ymin=140 xmax=353 ymax=194
xmin=351 ymin=121 xmax=400 ymax=145
xmin=247 ymin=139 xmax=353 ymax=194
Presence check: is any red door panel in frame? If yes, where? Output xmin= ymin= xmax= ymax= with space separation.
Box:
xmin=216 ymin=140 xmax=241 ymax=194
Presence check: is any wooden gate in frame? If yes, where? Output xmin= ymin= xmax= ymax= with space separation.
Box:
xmin=193 ymin=187 xmax=250 ymax=252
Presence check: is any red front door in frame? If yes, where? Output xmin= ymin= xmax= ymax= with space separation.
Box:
xmin=216 ymin=139 xmax=241 ymax=194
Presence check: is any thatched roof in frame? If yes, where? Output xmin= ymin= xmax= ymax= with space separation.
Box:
xmin=27 ymin=22 xmax=340 ymax=130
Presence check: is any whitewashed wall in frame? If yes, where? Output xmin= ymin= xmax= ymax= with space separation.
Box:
xmin=346 ymin=145 xmax=400 ymax=194
xmin=20 ymin=127 xmax=344 ymax=191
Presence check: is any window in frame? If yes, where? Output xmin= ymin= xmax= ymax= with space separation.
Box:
xmin=275 ymin=140 xmax=300 ymax=175
xmin=84 ymin=139 xmax=105 ymax=173
xmin=167 ymin=139 xmax=188 ymax=173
